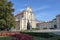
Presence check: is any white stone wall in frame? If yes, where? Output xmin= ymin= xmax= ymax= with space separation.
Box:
xmin=56 ymin=16 xmax=60 ymax=29
xmin=15 ymin=7 xmax=36 ymax=31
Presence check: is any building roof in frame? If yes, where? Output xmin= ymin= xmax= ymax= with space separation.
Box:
xmin=15 ymin=6 xmax=33 ymax=17
xmin=56 ymin=14 xmax=60 ymax=17
xmin=53 ymin=18 xmax=56 ymax=20
xmin=37 ymin=22 xmax=48 ymax=24
xmin=15 ymin=11 xmax=24 ymax=17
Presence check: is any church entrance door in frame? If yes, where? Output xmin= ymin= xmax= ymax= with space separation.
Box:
xmin=27 ymin=20 xmax=31 ymax=30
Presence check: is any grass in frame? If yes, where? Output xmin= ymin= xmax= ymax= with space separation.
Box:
xmin=0 ymin=36 xmax=12 ymax=40
xmin=20 ymin=32 xmax=54 ymax=38
xmin=33 ymin=36 xmax=48 ymax=40
xmin=33 ymin=36 xmax=60 ymax=40
xmin=20 ymin=32 xmax=60 ymax=40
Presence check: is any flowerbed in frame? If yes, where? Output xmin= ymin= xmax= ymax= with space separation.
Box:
xmin=11 ymin=33 xmax=33 ymax=40
xmin=0 ymin=32 xmax=19 ymax=36
xmin=0 ymin=32 xmax=33 ymax=40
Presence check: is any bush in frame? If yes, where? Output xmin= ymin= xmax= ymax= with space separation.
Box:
xmin=43 ymin=27 xmax=47 ymax=30
xmin=32 ymin=28 xmax=40 ymax=30
xmin=23 ymin=30 xmax=30 ymax=32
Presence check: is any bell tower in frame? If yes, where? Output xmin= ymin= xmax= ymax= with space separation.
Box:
xmin=24 ymin=6 xmax=36 ymax=30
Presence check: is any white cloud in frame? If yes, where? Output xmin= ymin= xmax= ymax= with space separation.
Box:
xmin=34 ymin=6 xmax=50 ymax=12
xmin=20 ymin=8 xmax=24 ymax=11
xmin=35 ymin=12 xmax=51 ymax=21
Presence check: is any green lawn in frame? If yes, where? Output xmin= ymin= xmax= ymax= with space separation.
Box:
xmin=20 ymin=32 xmax=55 ymax=38
xmin=33 ymin=36 xmax=60 ymax=40
xmin=20 ymin=32 xmax=60 ymax=40
xmin=0 ymin=36 xmax=11 ymax=40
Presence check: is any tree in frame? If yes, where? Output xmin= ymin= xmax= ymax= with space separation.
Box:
xmin=0 ymin=0 xmax=15 ymax=31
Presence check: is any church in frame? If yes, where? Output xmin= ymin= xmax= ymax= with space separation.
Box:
xmin=14 ymin=7 xmax=36 ymax=31
xmin=13 ymin=6 xmax=60 ymax=31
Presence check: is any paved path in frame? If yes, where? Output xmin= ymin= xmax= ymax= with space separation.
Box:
xmin=31 ymin=29 xmax=60 ymax=35
xmin=12 ymin=29 xmax=60 ymax=32
xmin=31 ymin=29 xmax=60 ymax=32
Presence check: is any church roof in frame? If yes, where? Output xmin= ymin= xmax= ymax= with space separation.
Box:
xmin=15 ymin=6 xmax=33 ymax=17
xmin=15 ymin=11 xmax=24 ymax=17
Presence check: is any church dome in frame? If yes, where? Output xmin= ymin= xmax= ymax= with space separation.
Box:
xmin=25 ymin=6 xmax=32 ymax=12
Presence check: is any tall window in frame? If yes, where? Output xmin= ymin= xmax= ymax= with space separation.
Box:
xmin=22 ymin=14 xmax=24 ymax=17
xmin=54 ymin=25 xmax=57 ymax=29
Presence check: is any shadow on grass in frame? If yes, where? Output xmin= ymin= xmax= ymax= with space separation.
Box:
xmin=20 ymin=32 xmax=57 ymax=38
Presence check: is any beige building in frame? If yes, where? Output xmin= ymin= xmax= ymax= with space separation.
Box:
xmin=15 ymin=7 xmax=36 ymax=31
xmin=36 ymin=14 xmax=60 ymax=30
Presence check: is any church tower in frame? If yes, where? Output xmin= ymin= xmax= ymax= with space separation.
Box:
xmin=21 ymin=6 xmax=36 ymax=30
xmin=25 ymin=6 xmax=36 ymax=30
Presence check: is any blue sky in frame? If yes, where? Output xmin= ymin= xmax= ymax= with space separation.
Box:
xmin=9 ymin=0 xmax=60 ymax=21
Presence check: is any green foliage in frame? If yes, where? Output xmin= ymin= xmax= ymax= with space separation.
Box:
xmin=20 ymin=32 xmax=54 ymax=38
xmin=22 ymin=30 xmax=30 ymax=32
xmin=43 ymin=27 xmax=47 ymax=30
xmin=0 ymin=36 xmax=11 ymax=40
xmin=32 ymin=28 xmax=40 ymax=30
xmin=0 ymin=0 xmax=15 ymax=31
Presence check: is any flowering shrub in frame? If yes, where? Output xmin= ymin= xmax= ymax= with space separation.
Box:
xmin=0 ymin=32 xmax=33 ymax=40
xmin=0 ymin=32 xmax=19 ymax=36
xmin=11 ymin=33 xmax=33 ymax=40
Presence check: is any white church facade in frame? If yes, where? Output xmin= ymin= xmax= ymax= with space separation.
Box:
xmin=14 ymin=7 xmax=60 ymax=31
xmin=14 ymin=7 xmax=36 ymax=31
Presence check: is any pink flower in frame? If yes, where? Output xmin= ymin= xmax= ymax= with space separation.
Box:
xmin=11 ymin=33 xmax=33 ymax=40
